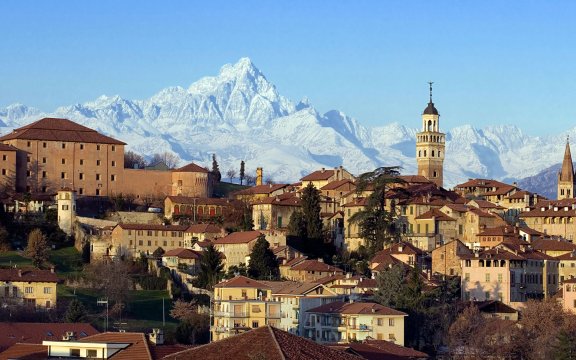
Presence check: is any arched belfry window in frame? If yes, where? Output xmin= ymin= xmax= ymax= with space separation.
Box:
xmin=428 ymin=120 xmax=433 ymax=131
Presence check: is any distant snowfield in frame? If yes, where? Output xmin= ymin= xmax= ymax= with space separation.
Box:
xmin=0 ymin=58 xmax=571 ymax=188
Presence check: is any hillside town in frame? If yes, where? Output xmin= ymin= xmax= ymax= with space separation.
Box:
xmin=1 ymin=90 xmax=576 ymax=360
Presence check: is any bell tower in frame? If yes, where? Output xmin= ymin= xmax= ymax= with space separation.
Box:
xmin=416 ymin=82 xmax=445 ymax=187
xmin=558 ymin=136 xmax=575 ymax=200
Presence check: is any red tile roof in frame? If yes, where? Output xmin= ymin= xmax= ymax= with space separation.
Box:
xmin=0 ymin=323 xmax=98 ymax=351
xmin=116 ymin=223 xmax=189 ymax=231
xmin=215 ymin=275 xmax=271 ymax=289
xmin=338 ymin=339 xmax=429 ymax=359
xmin=252 ymin=193 xmax=301 ymax=207
xmin=320 ymin=179 xmax=355 ymax=191
xmin=0 ymin=269 xmax=58 ymax=283
xmin=531 ymin=239 xmax=576 ymax=252
xmin=163 ymin=248 xmax=201 ymax=259
xmin=162 ymin=326 xmax=360 ymax=360
xmin=81 ymin=332 xmax=152 ymax=360
xmin=301 ymin=169 xmax=335 ymax=181
xmin=289 ymin=260 xmax=344 ymax=273
xmin=397 ymin=175 xmax=432 ymax=184
xmin=173 ymin=163 xmax=209 ymax=173
xmin=0 ymin=144 xmax=17 ymax=152
xmin=307 ymin=301 xmax=406 ymax=316
xmin=455 ymin=178 xmax=510 ymax=189
xmin=213 ymin=231 xmax=262 ymax=244
xmin=0 ymin=343 xmax=47 ymax=360
xmin=0 ymin=118 xmax=125 ymax=145
xmin=415 ymin=208 xmax=455 ymax=221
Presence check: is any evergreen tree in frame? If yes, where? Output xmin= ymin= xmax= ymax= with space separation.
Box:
xmin=239 ymin=160 xmax=245 ymax=185
xmin=349 ymin=166 xmax=404 ymax=255
xmin=287 ymin=210 xmax=307 ymax=239
xmin=241 ymin=204 xmax=254 ymax=231
xmin=225 ymin=263 xmax=248 ymax=278
xmin=247 ymin=235 xmax=279 ymax=280
xmin=373 ymin=263 xmax=406 ymax=308
xmin=65 ymin=298 xmax=86 ymax=322
xmin=301 ymin=183 xmax=323 ymax=240
xmin=211 ymin=154 xmax=221 ymax=182
xmin=25 ymin=228 xmax=49 ymax=268
xmin=194 ymin=244 xmax=224 ymax=290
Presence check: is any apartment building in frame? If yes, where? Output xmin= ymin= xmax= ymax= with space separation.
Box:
xmin=0 ymin=268 xmax=58 ymax=309
xmin=304 ymin=301 xmax=407 ymax=345
xmin=211 ymin=276 xmax=281 ymax=341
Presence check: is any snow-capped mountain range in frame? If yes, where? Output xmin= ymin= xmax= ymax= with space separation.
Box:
xmin=0 ymin=58 xmax=571 ymax=188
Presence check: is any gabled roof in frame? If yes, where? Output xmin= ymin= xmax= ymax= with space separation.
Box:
xmin=172 ymin=163 xmax=209 ymax=173
xmin=338 ymin=339 xmax=429 ymax=359
xmin=532 ymin=239 xmax=576 ymax=252
xmin=213 ymin=231 xmax=262 ymax=244
xmin=80 ymin=332 xmax=152 ymax=360
xmin=0 ymin=118 xmax=126 ymax=145
xmin=301 ymin=169 xmax=335 ymax=181
xmin=307 ymin=301 xmax=406 ymax=316
xmin=443 ymin=203 xmax=469 ymax=213
xmin=215 ymin=275 xmax=271 ymax=289
xmin=0 ymin=269 xmax=58 ymax=283
xmin=252 ymin=192 xmax=301 ymax=207
xmin=455 ymin=178 xmax=510 ymax=189
xmin=115 ymin=223 xmax=189 ymax=232
xmin=320 ymin=179 xmax=355 ymax=191
xmin=0 ymin=323 xmax=98 ymax=351
xmin=0 ymin=144 xmax=17 ymax=152
xmin=467 ymin=208 xmax=497 ymax=218
xmin=398 ymin=175 xmax=432 ymax=184
xmin=163 ymin=248 xmax=201 ymax=259
xmin=162 ymin=326 xmax=360 ymax=360
xmin=0 ymin=343 xmax=47 ymax=360
xmin=415 ymin=208 xmax=455 ymax=221
xmin=475 ymin=300 xmax=518 ymax=314
xmin=289 ymin=260 xmax=344 ymax=273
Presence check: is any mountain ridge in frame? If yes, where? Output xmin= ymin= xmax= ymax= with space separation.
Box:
xmin=0 ymin=58 xmax=571 ymax=189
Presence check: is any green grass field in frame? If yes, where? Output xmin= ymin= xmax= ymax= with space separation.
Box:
xmin=0 ymin=250 xmax=32 ymax=267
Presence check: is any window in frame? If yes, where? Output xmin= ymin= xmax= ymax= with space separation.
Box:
xmin=61 ymin=172 xmax=66 ymax=179
xmin=252 ymin=321 xmax=259 ymax=328
xmin=80 ymin=159 xmax=84 ymax=165
xmin=43 ymin=142 xmax=47 ymax=148
xmin=1 ymin=169 xmax=5 ymax=175
xmin=1 ymin=155 xmax=5 ymax=161
xmin=27 ymin=156 xmax=30 ymax=163
xmin=138 ymin=240 xmax=143 ymax=246
xmin=96 ymin=174 xmax=101 ymax=181
xmin=43 ymin=287 xmax=52 ymax=294
xmin=87 ymin=349 xmax=97 ymax=358
xmin=147 ymin=240 xmax=151 ymax=246
xmin=242 ymin=290 xmax=247 ymax=298
xmin=251 ymin=305 xmax=261 ymax=313
xmin=27 ymin=141 xmax=31 ymax=147
xmin=389 ymin=318 xmax=395 ymax=326
xmin=485 ymin=273 xmax=490 ymax=282
xmin=464 ymin=273 xmax=470 ymax=281
xmin=79 ymin=173 xmax=84 ymax=180
xmin=96 ymin=144 xmax=101 ymax=150
xmin=498 ymin=274 xmax=503 ymax=283
xmin=111 ymin=145 xmax=116 ymax=151
xmin=485 ymin=291 xmax=490 ymax=300
xmin=377 ymin=318 xmax=383 ymax=326
xmin=42 ymin=157 xmax=46 ymax=164
xmin=42 ymin=171 xmax=46 ymax=178
xmin=26 ymin=170 xmax=31 ymax=177
xmin=79 ymin=188 xmax=83 ymax=195
xmin=112 ymin=160 xmax=116 ymax=167
xmin=80 ymin=144 xmax=84 ymax=150
xmin=62 ymin=205 xmax=69 ymax=210
xmin=95 ymin=188 xmax=100 ymax=196
xmin=111 ymin=174 xmax=116 ymax=181
xmin=62 ymin=143 xmax=66 ymax=149
xmin=69 ymin=349 xmax=80 ymax=357
xmin=61 ymin=158 xmax=66 ymax=164
xmin=96 ymin=160 xmax=101 ymax=166
xmin=25 ymin=287 xmax=33 ymax=294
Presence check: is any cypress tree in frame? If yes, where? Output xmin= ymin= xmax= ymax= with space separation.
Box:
xmin=247 ymin=235 xmax=279 ymax=280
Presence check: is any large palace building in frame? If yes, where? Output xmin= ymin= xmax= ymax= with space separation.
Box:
xmin=415 ymin=83 xmax=445 ymax=188
xmin=0 ymin=118 xmax=211 ymax=198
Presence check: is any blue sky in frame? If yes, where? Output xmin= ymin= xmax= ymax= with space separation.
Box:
xmin=0 ymin=1 xmax=574 ymax=135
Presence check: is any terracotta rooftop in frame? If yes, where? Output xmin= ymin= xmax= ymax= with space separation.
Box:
xmin=475 ymin=300 xmax=518 ymax=314
xmin=172 ymin=163 xmax=209 ymax=173
xmin=455 ymin=178 xmax=510 ymax=189
xmin=468 ymin=199 xmax=503 ymax=209
xmin=335 ymin=339 xmax=429 ymax=359
xmin=0 ymin=144 xmax=17 ymax=152
xmin=116 ymin=223 xmax=189 ymax=232
xmin=307 ymin=301 xmax=407 ymax=316
xmin=81 ymin=332 xmax=152 ymax=360
xmin=163 ymin=248 xmax=201 ymax=259
xmin=467 ymin=208 xmax=497 ymax=218
xmin=0 ymin=343 xmax=47 ymax=360
xmin=415 ymin=208 xmax=455 ymax=221
xmin=532 ymin=238 xmax=576 ymax=252
xmin=0 ymin=118 xmax=126 ymax=145
xmin=301 ymin=169 xmax=335 ymax=181
xmin=289 ymin=259 xmax=344 ymax=273
xmin=162 ymin=326 xmax=361 ymax=360
xmin=215 ymin=275 xmax=271 ymax=289
xmin=320 ymin=179 xmax=355 ymax=191
xmin=213 ymin=230 xmax=262 ymax=244
xmin=252 ymin=192 xmax=301 ymax=207
xmin=443 ymin=203 xmax=469 ymax=213
xmin=397 ymin=175 xmax=432 ymax=184
xmin=0 ymin=323 xmax=98 ymax=351
xmin=259 ymin=281 xmax=332 ymax=296
xmin=0 ymin=269 xmax=58 ymax=283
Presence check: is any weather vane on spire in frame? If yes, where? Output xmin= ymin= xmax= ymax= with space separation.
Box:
xmin=428 ymin=81 xmax=434 ymax=103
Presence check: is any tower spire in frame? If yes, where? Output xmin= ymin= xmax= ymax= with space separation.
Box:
xmin=428 ymin=81 xmax=434 ymax=103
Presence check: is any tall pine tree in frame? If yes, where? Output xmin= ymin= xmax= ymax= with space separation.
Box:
xmin=194 ymin=244 xmax=224 ymax=290
xmin=301 ymin=183 xmax=323 ymax=240
xmin=247 ymin=235 xmax=279 ymax=280
xmin=239 ymin=161 xmax=245 ymax=185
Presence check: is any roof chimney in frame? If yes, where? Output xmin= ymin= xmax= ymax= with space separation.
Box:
xmin=18 ymin=269 xmax=22 ymax=277
xmin=321 ymin=168 xmax=325 ymax=173
xmin=256 ymin=167 xmax=263 ymax=186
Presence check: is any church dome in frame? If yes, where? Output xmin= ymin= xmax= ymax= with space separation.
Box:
xmin=423 ymin=102 xmax=439 ymax=115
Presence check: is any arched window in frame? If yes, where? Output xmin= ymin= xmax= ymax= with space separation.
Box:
xmin=428 ymin=120 xmax=432 ymax=131
xmin=438 ymin=151 xmax=441 ymax=157
xmin=424 ymin=150 xmax=427 ymax=157
xmin=418 ymin=150 xmax=421 ymax=157
xmin=432 ymin=150 xmax=435 ymax=157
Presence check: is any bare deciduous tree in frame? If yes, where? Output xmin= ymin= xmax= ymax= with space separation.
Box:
xmin=124 ymin=151 xmax=146 ymax=169
xmin=226 ymin=169 xmax=236 ymax=182
xmin=148 ymin=152 xmax=180 ymax=169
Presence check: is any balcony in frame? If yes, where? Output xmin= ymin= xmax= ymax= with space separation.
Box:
xmin=267 ymin=312 xmax=281 ymax=319
xmin=213 ymin=311 xmax=249 ymax=318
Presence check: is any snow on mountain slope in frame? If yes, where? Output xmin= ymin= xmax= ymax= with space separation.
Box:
xmin=0 ymin=57 xmax=571 ymax=188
